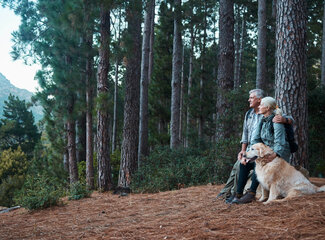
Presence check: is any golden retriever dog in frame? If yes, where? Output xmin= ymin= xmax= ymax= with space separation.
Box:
xmin=245 ymin=143 xmax=325 ymax=204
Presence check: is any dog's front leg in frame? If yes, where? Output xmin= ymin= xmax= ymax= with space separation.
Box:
xmin=263 ymin=185 xmax=278 ymax=204
xmin=258 ymin=187 xmax=269 ymax=202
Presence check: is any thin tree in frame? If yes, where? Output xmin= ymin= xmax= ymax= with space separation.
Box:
xmin=275 ymin=0 xmax=308 ymax=167
xmin=112 ymin=7 xmax=122 ymax=153
xmin=234 ymin=4 xmax=241 ymax=89
xmin=185 ymin=21 xmax=195 ymax=148
xmin=67 ymin=95 xmax=78 ymax=185
xmin=170 ymin=0 xmax=183 ymax=149
xmin=84 ymin=0 xmax=95 ymax=189
xmin=256 ymin=0 xmax=267 ymax=89
xmin=215 ymin=0 xmax=234 ymax=141
xmin=138 ymin=0 xmax=155 ymax=165
xmin=118 ymin=0 xmax=142 ymax=191
xmin=321 ymin=0 xmax=325 ymax=87
xmin=97 ymin=3 xmax=113 ymax=191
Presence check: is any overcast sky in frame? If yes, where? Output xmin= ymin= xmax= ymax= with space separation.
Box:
xmin=0 ymin=6 xmax=40 ymax=93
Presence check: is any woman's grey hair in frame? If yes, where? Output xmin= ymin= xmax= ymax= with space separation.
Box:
xmin=261 ymin=96 xmax=282 ymax=115
xmin=249 ymin=89 xmax=264 ymax=99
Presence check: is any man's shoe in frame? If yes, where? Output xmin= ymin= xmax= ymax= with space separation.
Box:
xmin=230 ymin=193 xmax=243 ymax=204
xmin=234 ymin=191 xmax=256 ymax=204
xmin=216 ymin=192 xmax=225 ymax=200
xmin=225 ymin=193 xmax=236 ymax=204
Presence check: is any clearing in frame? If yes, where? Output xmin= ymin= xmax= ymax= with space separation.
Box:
xmin=1 ymin=178 xmax=325 ymax=239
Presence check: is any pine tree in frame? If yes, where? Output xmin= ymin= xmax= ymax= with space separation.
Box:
xmin=275 ymin=0 xmax=308 ymax=167
xmin=170 ymin=0 xmax=183 ymax=149
xmin=118 ymin=0 xmax=142 ymax=191
xmin=97 ymin=2 xmax=113 ymax=191
xmin=215 ymin=0 xmax=234 ymax=141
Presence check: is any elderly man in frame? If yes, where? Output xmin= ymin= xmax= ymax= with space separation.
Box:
xmin=216 ymin=89 xmax=292 ymax=203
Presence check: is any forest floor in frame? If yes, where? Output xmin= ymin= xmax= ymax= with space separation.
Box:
xmin=1 ymin=178 xmax=325 ymax=240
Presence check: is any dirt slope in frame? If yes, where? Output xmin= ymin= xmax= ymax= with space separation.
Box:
xmin=1 ymin=178 xmax=325 ymax=240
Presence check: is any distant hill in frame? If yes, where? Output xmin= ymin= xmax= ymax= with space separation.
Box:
xmin=0 ymin=72 xmax=43 ymax=122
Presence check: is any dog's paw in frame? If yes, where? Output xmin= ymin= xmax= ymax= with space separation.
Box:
xmin=258 ymin=197 xmax=267 ymax=202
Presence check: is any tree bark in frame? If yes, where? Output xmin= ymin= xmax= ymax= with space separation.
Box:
xmin=118 ymin=0 xmax=142 ymax=190
xmin=234 ymin=4 xmax=241 ymax=89
xmin=84 ymin=0 xmax=94 ymax=189
xmin=67 ymin=109 xmax=78 ymax=185
xmin=112 ymin=60 xmax=118 ymax=153
xmin=275 ymin=0 xmax=308 ymax=168
xmin=148 ymin=0 xmax=155 ymax=84
xmin=170 ymin=0 xmax=182 ymax=149
xmin=185 ymin=26 xmax=194 ymax=148
xmin=138 ymin=0 xmax=155 ymax=165
xmin=198 ymin=2 xmax=207 ymax=140
xmin=238 ymin=11 xmax=246 ymax=87
xmin=215 ymin=0 xmax=234 ymax=141
xmin=179 ymin=45 xmax=184 ymax=144
xmin=256 ymin=0 xmax=267 ymax=90
xmin=97 ymin=4 xmax=112 ymax=191
xmin=321 ymin=0 xmax=325 ymax=87
xmin=76 ymin=113 xmax=86 ymax=163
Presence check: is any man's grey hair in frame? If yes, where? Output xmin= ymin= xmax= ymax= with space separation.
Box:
xmin=249 ymin=89 xmax=264 ymax=99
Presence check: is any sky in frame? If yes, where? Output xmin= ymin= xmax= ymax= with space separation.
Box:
xmin=0 ymin=6 xmax=40 ymax=93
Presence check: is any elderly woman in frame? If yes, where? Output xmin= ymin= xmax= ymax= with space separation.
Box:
xmin=232 ymin=96 xmax=290 ymax=204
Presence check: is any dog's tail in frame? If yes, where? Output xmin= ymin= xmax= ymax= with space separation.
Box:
xmin=317 ymin=185 xmax=325 ymax=192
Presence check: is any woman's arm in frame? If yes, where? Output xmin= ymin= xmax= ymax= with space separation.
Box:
xmin=273 ymin=122 xmax=288 ymax=158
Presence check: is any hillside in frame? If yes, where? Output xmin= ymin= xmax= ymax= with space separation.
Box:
xmin=0 ymin=72 xmax=42 ymax=122
xmin=1 ymin=179 xmax=325 ymax=240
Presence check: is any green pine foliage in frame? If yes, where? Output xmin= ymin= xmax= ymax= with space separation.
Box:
xmin=131 ymin=145 xmax=226 ymax=193
xmin=0 ymin=147 xmax=28 ymax=182
xmin=0 ymin=94 xmax=40 ymax=157
xmin=14 ymin=174 xmax=64 ymax=210
xmin=68 ymin=181 xmax=91 ymax=200
xmin=0 ymin=175 xmax=25 ymax=207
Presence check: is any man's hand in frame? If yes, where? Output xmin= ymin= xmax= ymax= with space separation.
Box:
xmin=273 ymin=115 xmax=287 ymax=124
xmin=237 ymin=150 xmax=245 ymax=160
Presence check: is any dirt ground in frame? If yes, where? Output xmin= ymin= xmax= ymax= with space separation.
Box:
xmin=1 ymin=178 xmax=325 ymax=240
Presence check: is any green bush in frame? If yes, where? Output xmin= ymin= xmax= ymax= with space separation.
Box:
xmin=14 ymin=174 xmax=63 ymax=210
xmin=68 ymin=181 xmax=91 ymax=200
xmin=0 ymin=147 xmax=28 ymax=182
xmin=0 ymin=175 xmax=25 ymax=207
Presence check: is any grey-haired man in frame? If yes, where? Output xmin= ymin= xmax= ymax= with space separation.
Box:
xmin=216 ymin=89 xmax=292 ymax=203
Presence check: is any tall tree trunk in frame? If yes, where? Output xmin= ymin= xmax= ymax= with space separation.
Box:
xmin=63 ymin=128 xmax=69 ymax=172
xmin=67 ymin=97 xmax=78 ymax=184
xmin=138 ymin=0 xmax=155 ymax=166
xmin=179 ymin=45 xmax=184 ymax=144
xmin=234 ymin=4 xmax=241 ymax=89
xmin=170 ymin=0 xmax=183 ymax=149
xmin=97 ymin=5 xmax=112 ymax=191
xmin=118 ymin=0 xmax=142 ymax=190
xmin=112 ymin=7 xmax=122 ymax=154
xmin=112 ymin=60 xmax=118 ymax=153
xmin=321 ymin=0 xmax=325 ymax=87
xmin=76 ymin=113 xmax=86 ymax=163
xmin=216 ymin=0 xmax=234 ymax=141
xmin=198 ymin=3 xmax=207 ymax=140
xmin=148 ymin=0 xmax=155 ymax=84
xmin=84 ymin=0 xmax=94 ymax=189
xmin=186 ymin=26 xmax=194 ymax=148
xmin=275 ymin=0 xmax=308 ymax=168
xmin=238 ymin=11 xmax=246 ymax=87
xmin=256 ymin=0 xmax=267 ymax=89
